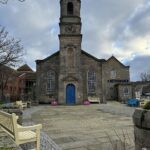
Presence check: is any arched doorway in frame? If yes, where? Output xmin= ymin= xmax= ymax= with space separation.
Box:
xmin=66 ymin=84 xmax=76 ymax=105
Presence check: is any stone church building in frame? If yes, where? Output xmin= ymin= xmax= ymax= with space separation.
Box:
xmin=36 ymin=0 xmax=130 ymax=104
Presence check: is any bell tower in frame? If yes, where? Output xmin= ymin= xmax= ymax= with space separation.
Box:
xmin=59 ymin=0 xmax=82 ymax=37
xmin=58 ymin=0 xmax=83 ymax=104
xmin=59 ymin=0 xmax=82 ymax=58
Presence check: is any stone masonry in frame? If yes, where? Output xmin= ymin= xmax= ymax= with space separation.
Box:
xmin=36 ymin=0 xmax=130 ymax=104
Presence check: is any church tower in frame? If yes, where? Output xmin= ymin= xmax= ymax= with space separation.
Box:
xmin=58 ymin=0 xmax=83 ymax=104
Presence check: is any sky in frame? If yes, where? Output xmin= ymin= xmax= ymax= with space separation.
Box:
xmin=0 ymin=0 xmax=150 ymax=81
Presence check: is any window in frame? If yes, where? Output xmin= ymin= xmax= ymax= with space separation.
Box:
xmin=87 ymin=70 xmax=96 ymax=95
xmin=47 ymin=71 xmax=55 ymax=93
xmin=67 ymin=2 xmax=74 ymax=15
xmin=110 ymin=69 xmax=116 ymax=79
xmin=124 ymin=87 xmax=129 ymax=96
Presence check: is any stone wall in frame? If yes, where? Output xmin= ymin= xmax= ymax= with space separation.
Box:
xmin=102 ymin=56 xmax=130 ymax=101
xmin=36 ymin=53 xmax=60 ymax=103
xmin=0 ymin=129 xmax=22 ymax=150
xmin=117 ymin=82 xmax=150 ymax=102
xmin=133 ymin=108 xmax=150 ymax=150
xmin=81 ymin=52 xmax=102 ymax=102
xmin=117 ymin=84 xmax=133 ymax=102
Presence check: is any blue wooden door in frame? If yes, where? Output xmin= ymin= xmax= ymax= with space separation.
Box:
xmin=66 ymin=84 xmax=76 ymax=105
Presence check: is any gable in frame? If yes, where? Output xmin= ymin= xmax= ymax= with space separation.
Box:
xmin=81 ymin=50 xmax=106 ymax=63
xmin=106 ymin=56 xmax=129 ymax=68
xmin=17 ymin=64 xmax=33 ymax=72
xmin=36 ymin=51 xmax=59 ymax=65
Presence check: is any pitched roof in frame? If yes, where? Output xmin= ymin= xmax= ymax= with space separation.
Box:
xmin=107 ymin=56 xmax=130 ymax=68
xmin=36 ymin=51 xmax=59 ymax=64
xmin=18 ymin=72 xmax=36 ymax=80
xmin=81 ymin=50 xmax=106 ymax=62
xmin=17 ymin=64 xmax=33 ymax=72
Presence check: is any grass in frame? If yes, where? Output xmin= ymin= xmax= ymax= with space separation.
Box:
xmin=0 ymin=148 xmax=13 ymax=150
xmin=105 ymin=129 xmax=134 ymax=150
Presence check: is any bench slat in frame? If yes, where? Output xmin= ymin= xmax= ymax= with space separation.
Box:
xmin=0 ymin=110 xmax=42 ymax=150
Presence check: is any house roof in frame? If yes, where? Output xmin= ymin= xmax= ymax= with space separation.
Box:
xmin=18 ymin=72 xmax=36 ymax=80
xmin=17 ymin=64 xmax=33 ymax=72
xmin=36 ymin=50 xmax=129 ymax=68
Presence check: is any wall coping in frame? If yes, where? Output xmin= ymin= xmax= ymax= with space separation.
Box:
xmin=133 ymin=108 xmax=150 ymax=129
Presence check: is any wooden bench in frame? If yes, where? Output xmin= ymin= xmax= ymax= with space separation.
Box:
xmin=0 ymin=110 xmax=42 ymax=150
xmin=88 ymin=96 xmax=100 ymax=103
xmin=15 ymin=101 xmax=27 ymax=109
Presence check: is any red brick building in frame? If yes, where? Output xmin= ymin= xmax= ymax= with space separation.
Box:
xmin=0 ymin=64 xmax=36 ymax=103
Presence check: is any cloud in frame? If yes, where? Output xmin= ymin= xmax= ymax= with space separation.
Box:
xmin=0 ymin=0 xmax=150 ymax=81
xmin=126 ymin=56 xmax=150 ymax=81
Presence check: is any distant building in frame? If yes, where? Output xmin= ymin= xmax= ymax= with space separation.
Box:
xmin=0 ymin=64 xmax=36 ymax=102
xmin=17 ymin=64 xmax=36 ymax=102
xmin=36 ymin=0 xmax=130 ymax=104
xmin=0 ymin=65 xmax=19 ymax=102
xmin=117 ymin=81 xmax=150 ymax=102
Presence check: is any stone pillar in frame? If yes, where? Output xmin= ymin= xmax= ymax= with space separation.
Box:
xmin=133 ymin=108 xmax=150 ymax=150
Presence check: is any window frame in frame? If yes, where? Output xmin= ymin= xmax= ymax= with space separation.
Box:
xmin=123 ymin=87 xmax=129 ymax=96
xmin=67 ymin=2 xmax=74 ymax=15
xmin=87 ymin=70 xmax=96 ymax=95
xmin=47 ymin=71 xmax=56 ymax=93
xmin=110 ymin=69 xmax=116 ymax=79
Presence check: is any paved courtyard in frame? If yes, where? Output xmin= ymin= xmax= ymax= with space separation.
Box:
xmin=23 ymin=102 xmax=136 ymax=150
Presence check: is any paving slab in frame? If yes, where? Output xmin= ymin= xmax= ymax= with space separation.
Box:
xmin=23 ymin=102 xmax=135 ymax=150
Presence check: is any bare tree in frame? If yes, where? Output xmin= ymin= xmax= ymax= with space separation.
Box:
xmin=140 ymin=71 xmax=150 ymax=82
xmin=0 ymin=26 xmax=24 ymax=101
xmin=0 ymin=0 xmax=25 ymax=4
xmin=0 ymin=26 xmax=23 ymax=68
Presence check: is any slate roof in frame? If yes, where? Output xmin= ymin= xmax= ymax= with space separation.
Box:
xmin=17 ymin=64 xmax=33 ymax=72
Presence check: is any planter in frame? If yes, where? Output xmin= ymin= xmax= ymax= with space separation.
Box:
xmin=133 ymin=108 xmax=150 ymax=150
xmin=51 ymin=100 xmax=58 ymax=106
xmin=83 ymin=100 xmax=90 ymax=105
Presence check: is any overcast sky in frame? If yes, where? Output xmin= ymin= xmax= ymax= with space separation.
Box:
xmin=0 ymin=0 xmax=150 ymax=81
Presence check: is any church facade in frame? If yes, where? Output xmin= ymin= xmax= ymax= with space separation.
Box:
xmin=36 ymin=0 xmax=130 ymax=104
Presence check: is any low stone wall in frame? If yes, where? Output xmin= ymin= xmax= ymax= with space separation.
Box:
xmin=133 ymin=108 xmax=150 ymax=150
xmin=0 ymin=128 xmax=22 ymax=150
xmin=1 ymin=108 xmax=23 ymax=124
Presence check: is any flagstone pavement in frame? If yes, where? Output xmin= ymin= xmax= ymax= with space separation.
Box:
xmin=23 ymin=102 xmax=136 ymax=150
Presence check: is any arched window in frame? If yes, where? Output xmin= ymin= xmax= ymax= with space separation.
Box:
xmin=87 ymin=70 xmax=96 ymax=95
xmin=124 ymin=87 xmax=129 ymax=96
xmin=67 ymin=2 xmax=74 ymax=15
xmin=47 ymin=71 xmax=55 ymax=93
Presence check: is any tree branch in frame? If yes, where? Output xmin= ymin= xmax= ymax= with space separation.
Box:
xmin=0 ymin=26 xmax=24 ymax=68
xmin=0 ymin=0 xmax=25 ymax=4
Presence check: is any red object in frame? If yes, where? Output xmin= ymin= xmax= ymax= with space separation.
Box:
xmin=83 ymin=100 xmax=90 ymax=105
xmin=51 ymin=100 xmax=58 ymax=106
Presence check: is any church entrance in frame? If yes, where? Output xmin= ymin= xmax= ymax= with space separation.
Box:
xmin=66 ymin=84 xmax=76 ymax=105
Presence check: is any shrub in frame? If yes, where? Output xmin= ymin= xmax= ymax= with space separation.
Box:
xmin=143 ymin=101 xmax=150 ymax=110
xmin=0 ymin=100 xmax=3 ymax=105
